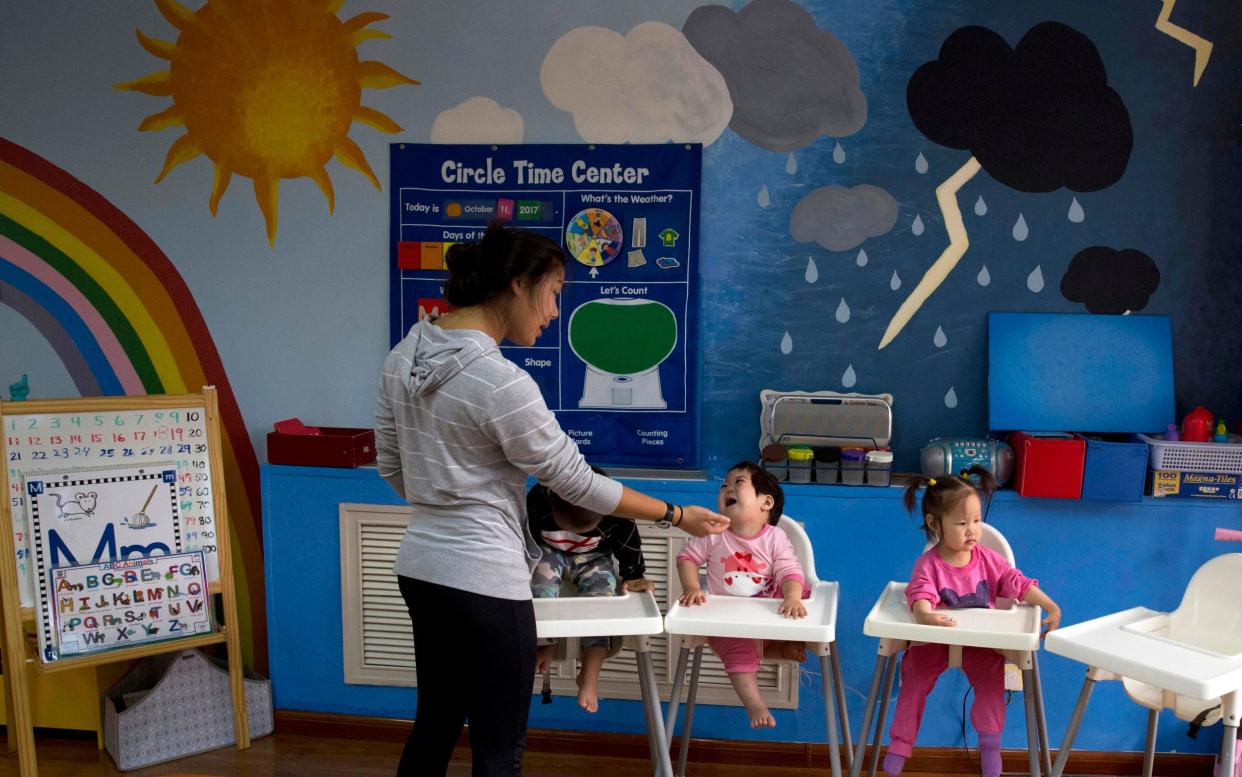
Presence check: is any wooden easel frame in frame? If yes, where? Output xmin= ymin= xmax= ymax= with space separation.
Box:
xmin=0 ymin=388 xmax=249 ymax=777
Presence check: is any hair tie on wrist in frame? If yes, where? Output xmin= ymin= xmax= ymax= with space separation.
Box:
xmin=662 ymin=501 xmax=675 ymax=524
xmin=674 ymin=505 xmax=684 ymax=526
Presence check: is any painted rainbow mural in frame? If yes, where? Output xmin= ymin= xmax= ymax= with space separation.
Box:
xmin=0 ymin=137 xmax=266 ymax=670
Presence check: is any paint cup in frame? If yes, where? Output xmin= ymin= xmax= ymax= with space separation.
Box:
xmin=814 ymin=447 xmax=840 ymax=484
xmin=761 ymin=443 xmax=788 ymax=482
xmin=865 ymin=450 xmax=894 ymax=487
xmin=841 ymin=448 xmax=866 ymax=485
xmin=787 ymin=447 xmax=814 ymax=484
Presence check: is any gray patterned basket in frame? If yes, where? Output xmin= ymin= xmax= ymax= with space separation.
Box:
xmin=103 ymin=648 xmax=273 ymax=771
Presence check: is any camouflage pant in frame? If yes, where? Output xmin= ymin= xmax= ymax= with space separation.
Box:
xmin=532 ymin=545 xmax=617 ymax=650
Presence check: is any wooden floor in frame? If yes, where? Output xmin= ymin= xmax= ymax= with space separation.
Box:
xmin=0 ymin=731 xmax=975 ymax=777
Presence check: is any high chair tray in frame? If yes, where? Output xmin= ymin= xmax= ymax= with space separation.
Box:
xmin=862 ymin=582 xmax=1041 ymax=651
xmin=663 ymin=581 xmax=838 ymax=642
xmin=532 ymin=591 xmax=663 ymax=639
xmin=1046 ymin=607 xmax=1242 ymax=700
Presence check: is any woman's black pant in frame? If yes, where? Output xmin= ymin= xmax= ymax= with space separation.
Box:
xmin=397 ymin=576 xmax=536 ymax=776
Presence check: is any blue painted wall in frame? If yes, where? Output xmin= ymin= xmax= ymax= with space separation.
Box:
xmin=264 ymin=464 xmax=1242 ymax=754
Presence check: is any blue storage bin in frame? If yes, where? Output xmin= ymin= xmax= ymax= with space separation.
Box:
xmin=1077 ymin=434 xmax=1149 ymax=501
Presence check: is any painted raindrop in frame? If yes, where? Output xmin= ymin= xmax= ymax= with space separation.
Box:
xmin=944 ymin=386 xmax=958 ymax=408
xmin=912 ymin=215 xmax=925 ymax=236
xmin=856 ymin=248 xmax=869 ymax=267
xmin=1027 ymin=265 xmax=1045 ymax=293
xmin=977 ymin=265 xmax=991 ymax=286
xmin=786 ymin=152 xmax=798 ymax=175
xmin=757 ymin=185 xmax=770 ymax=208
xmin=835 ymin=298 xmax=851 ymax=323
xmin=890 ymin=271 xmax=901 ymax=291
xmin=780 ymin=331 xmax=793 ymax=354
xmin=805 ymin=257 xmax=818 ymax=283
xmin=933 ymin=326 xmax=948 ymax=348
xmin=974 ymin=195 xmax=987 ymax=216
xmin=915 ymin=152 xmax=929 ymax=174
xmin=1012 ymin=213 xmax=1029 ymax=241
xmin=1068 ymin=197 xmax=1084 ymax=223
xmin=842 ymin=364 xmax=857 ymax=388
xmin=833 ymin=142 xmax=846 ymax=164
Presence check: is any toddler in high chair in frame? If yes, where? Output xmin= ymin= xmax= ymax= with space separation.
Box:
xmin=528 ymin=473 xmax=652 ymax=713
xmin=883 ymin=465 xmax=1061 ymax=777
xmin=676 ymin=461 xmax=808 ymax=728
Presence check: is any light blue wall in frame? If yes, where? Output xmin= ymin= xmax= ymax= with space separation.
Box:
xmin=3 ymin=2 xmax=1241 ymax=474
xmin=264 ymin=464 xmax=1242 ymax=753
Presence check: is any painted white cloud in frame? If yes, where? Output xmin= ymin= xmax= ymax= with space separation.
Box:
xmin=430 ymin=97 xmax=524 ymax=144
xmin=541 ymin=22 xmax=733 ymax=145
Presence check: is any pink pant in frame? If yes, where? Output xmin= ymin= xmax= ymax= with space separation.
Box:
xmin=887 ymin=643 xmax=1005 ymax=758
xmin=708 ymin=637 xmax=762 ymax=674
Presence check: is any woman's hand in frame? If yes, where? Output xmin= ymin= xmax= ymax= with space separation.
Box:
xmin=679 ymin=587 xmax=708 ymax=606
xmin=621 ymin=578 xmax=654 ymax=593
xmin=677 ymin=505 xmax=730 ymax=537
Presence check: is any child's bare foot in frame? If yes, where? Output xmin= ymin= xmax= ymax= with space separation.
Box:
xmin=745 ymin=699 xmax=776 ymax=728
xmin=576 ymin=645 xmax=607 ymax=713
xmin=763 ymin=640 xmax=806 ymax=662
xmin=576 ymin=670 xmax=600 ymax=713
xmin=535 ymin=643 xmax=558 ymax=674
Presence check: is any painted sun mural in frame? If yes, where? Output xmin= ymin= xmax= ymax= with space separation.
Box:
xmin=116 ymin=0 xmax=419 ymax=246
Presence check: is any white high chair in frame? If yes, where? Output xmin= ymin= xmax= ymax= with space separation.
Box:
xmin=1046 ymin=553 xmax=1242 ymax=777
xmin=849 ymin=523 xmax=1051 ymax=777
xmin=662 ymin=515 xmax=851 ymax=777
xmin=533 ymin=589 xmax=674 ymax=777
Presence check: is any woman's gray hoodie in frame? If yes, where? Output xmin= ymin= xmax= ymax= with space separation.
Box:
xmin=376 ymin=320 xmax=623 ymax=600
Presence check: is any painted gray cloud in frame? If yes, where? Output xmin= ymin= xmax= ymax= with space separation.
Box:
xmin=790 ymin=185 xmax=897 ymax=252
xmin=683 ymin=0 xmax=867 ymax=152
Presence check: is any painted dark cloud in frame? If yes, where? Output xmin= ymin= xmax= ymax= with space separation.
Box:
xmin=683 ymin=0 xmax=866 ymax=152
xmin=907 ymin=22 xmax=1132 ymax=192
xmin=790 ymin=185 xmax=897 ymax=251
xmin=1061 ymin=246 xmax=1160 ymax=313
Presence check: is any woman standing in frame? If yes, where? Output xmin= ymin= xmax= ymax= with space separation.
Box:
xmin=376 ymin=221 xmax=728 ymax=776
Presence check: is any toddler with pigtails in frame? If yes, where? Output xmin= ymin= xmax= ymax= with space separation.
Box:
xmin=883 ymin=465 xmax=1061 ymax=777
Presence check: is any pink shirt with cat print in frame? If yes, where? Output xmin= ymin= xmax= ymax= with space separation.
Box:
xmin=905 ymin=544 xmax=1036 ymax=611
xmin=677 ymin=524 xmax=805 ymax=599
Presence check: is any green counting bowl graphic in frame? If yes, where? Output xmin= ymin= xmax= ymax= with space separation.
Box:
xmin=568 ymin=298 xmax=678 ymax=409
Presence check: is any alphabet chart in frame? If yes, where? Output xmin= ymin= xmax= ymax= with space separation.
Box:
xmin=4 ymin=406 xmax=221 ymax=608
xmin=25 ymin=464 xmax=184 ymax=661
xmin=47 ymin=551 xmax=212 ymax=662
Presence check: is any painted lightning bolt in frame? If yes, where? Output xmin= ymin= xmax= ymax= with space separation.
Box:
xmin=1156 ymin=0 xmax=1213 ymax=86
xmin=878 ymin=157 xmax=981 ymax=350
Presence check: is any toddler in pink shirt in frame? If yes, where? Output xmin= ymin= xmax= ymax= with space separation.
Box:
xmin=677 ymin=462 xmax=808 ymax=728
xmin=884 ymin=465 xmax=1061 ymax=777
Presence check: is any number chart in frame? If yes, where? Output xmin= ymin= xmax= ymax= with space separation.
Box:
xmin=5 ymin=405 xmax=221 ymax=608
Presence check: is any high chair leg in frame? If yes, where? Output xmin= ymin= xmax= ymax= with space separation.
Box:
xmin=1222 ymin=724 xmax=1239 ymax=777
xmin=665 ymin=646 xmax=691 ymax=742
xmin=821 ymin=654 xmax=843 ymax=777
xmin=636 ymin=649 xmax=674 ymax=777
xmin=850 ymin=654 xmax=890 ymax=777
xmin=1141 ymin=709 xmax=1158 ymax=777
xmin=868 ymin=655 xmax=899 ymax=777
xmin=832 ymin=643 xmax=854 ymax=770
xmin=678 ymin=646 xmax=705 ymax=777
xmin=1022 ymin=668 xmax=1041 ymax=777
xmin=1031 ymin=654 xmax=1051 ymax=776
xmin=1050 ymin=674 xmax=1097 ymax=777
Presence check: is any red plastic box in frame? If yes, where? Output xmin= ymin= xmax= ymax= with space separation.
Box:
xmin=267 ymin=427 xmax=376 ymax=468
xmin=1006 ymin=431 xmax=1085 ymax=499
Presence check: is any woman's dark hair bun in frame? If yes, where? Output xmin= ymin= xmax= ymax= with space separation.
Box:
xmin=443 ymin=241 xmax=488 ymax=307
